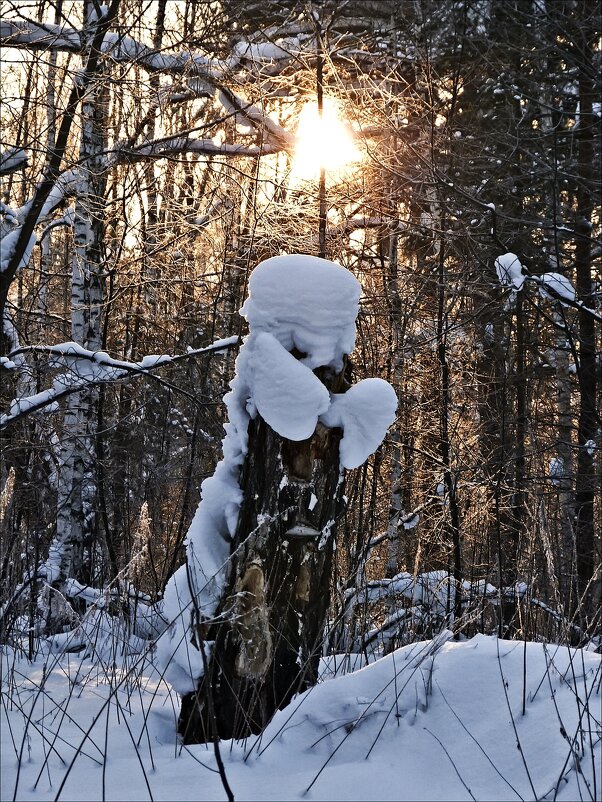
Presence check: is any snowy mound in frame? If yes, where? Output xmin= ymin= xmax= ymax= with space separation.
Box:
xmin=3 ymin=635 xmax=599 ymax=801
xmin=240 ymin=254 xmax=361 ymax=371
xmin=246 ymin=634 xmax=601 ymax=801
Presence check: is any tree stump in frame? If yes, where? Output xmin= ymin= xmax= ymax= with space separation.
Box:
xmin=179 ymin=388 xmax=345 ymax=742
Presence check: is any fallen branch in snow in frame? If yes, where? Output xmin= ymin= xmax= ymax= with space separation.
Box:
xmin=342 ymin=571 xmax=596 ymax=653
xmin=343 ymin=570 xmax=498 ymax=615
xmin=0 ymin=336 xmax=241 ymax=430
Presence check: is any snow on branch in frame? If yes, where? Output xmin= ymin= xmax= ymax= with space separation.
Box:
xmin=0 ymin=124 xmax=282 ymax=281
xmin=367 ymin=506 xmax=428 ymax=550
xmin=0 ymin=229 xmax=37 ymax=275
xmin=0 ymin=18 xmax=218 ymax=72
xmin=532 ymin=272 xmax=576 ymax=303
xmin=213 ymin=85 xmax=294 ymax=149
xmin=0 ymin=17 xmax=294 ymax=150
xmin=0 ymin=2 xmax=122 ymax=321
xmin=0 ymin=13 xmax=295 ymax=305
xmin=320 ymin=378 xmax=398 ymax=469
xmin=494 ymin=252 xmax=526 ymax=291
xmin=0 ymin=19 xmax=301 ymax=76
xmin=116 ymin=136 xmax=284 ymax=162
xmin=525 ymin=272 xmax=601 ymax=321
xmin=0 ymin=19 xmax=82 ymax=51
xmin=0 ymin=147 xmax=28 ymax=176
xmin=0 ymin=168 xmax=80 ymax=248
xmin=493 ymin=252 xmax=602 ymax=322
xmin=0 ymin=336 xmax=240 ymax=430
xmin=228 ymin=37 xmax=301 ymax=68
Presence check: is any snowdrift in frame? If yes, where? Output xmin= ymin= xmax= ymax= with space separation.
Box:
xmin=1 ymin=634 xmax=599 ymax=801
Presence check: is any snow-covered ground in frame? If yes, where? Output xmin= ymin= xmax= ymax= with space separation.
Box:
xmin=2 ymin=633 xmax=599 ymax=801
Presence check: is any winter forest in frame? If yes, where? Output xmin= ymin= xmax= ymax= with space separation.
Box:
xmin=0 ymin=1 xmax=601 ymax=800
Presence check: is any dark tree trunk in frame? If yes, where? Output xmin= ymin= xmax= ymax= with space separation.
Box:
xmin=573 ymin=47 xmax=599 ymax=633
xmin=179 ymin=374 xmax=345 ymax=742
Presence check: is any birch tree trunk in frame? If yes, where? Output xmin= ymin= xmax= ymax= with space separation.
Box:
xmin=49 ymin=2 xmax=108 ymax=630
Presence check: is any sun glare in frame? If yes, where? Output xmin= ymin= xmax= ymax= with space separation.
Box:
xmin=291 ymin=98 xmax=361 ymax=182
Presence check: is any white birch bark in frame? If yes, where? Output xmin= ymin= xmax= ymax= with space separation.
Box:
xmin=50 ymin=2 xmax=108 ymax=629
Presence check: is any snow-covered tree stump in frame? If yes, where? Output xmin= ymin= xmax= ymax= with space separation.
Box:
xmin=179 ymin=413 xmax=345 ymax=741
xmin=157 ymin=255 xmax=397 ymax=742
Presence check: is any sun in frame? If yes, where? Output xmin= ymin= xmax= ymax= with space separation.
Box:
xmin=291 ymin=98 xmax=361 ymax=182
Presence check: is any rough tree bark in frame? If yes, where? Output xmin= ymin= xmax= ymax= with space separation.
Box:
xmin=179 ymin=366 xmax=347 ymax=742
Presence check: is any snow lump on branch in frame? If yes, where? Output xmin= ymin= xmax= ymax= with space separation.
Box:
xmin=241 ymin=331 xmax=331 ymax=441
xmin=321 ymin=378 xmax=398 ymax=469
xmin=494 ymin=252 xmax=526 ymax=290
xmin=537 ymin=272 xmax=576 ymax=303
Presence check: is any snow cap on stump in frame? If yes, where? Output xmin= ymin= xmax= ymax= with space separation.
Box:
xmin=240 ymin=254 xmax=361 ymax=371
